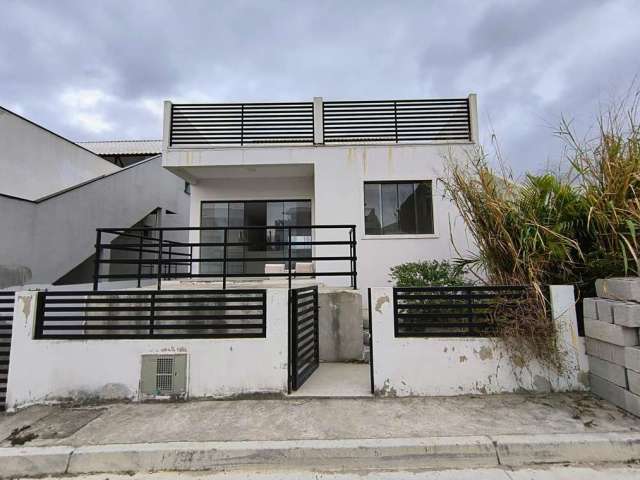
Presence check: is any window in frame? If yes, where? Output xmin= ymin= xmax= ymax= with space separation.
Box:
xmin=200 ymin=200 xmax=312 ymax=274
xmin=364 ymin=181 xmax=434 ymax=235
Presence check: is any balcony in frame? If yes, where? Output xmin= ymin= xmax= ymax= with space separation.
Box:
xmin=163 ymin=95 xmax=477 ymax=149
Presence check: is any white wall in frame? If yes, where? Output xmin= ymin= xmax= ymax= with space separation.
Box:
xmin=0 ymin=107 xmax=119 ymax=200
xmin=370 ymin=285 xmax=589 ymax=396
xmin=167 ymin=143 xmax=473 ymax=288
xmin=6 ymin=289 xmax=288 ymax=410
xmin=0 ymin=156 xmax=189 ymax=287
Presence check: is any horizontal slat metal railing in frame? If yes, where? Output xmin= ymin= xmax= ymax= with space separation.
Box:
xmin=323 ymin=98 xmax=471 ymax=143
xmin=93 ymin=225 xmax=357 ymax=291
xmin=34 ymin=290 xmax=267 ymax=340
xmin=393 ymin=285 xmax=529 ymax=337
xmin=170 ymin=102 xmax=314 ymax=146
xmin=0 ymin=291 xmax=15 ymax=410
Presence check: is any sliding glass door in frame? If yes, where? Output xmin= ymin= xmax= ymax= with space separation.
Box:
xmin=200 ymin=200 xmax=312 ymax=275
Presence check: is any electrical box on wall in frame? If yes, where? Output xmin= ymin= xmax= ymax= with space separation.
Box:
xmin=140 ymin=354 xmax=187 ymax=398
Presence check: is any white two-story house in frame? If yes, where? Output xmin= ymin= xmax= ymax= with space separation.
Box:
xmin=161 ymin=95 xmax=478 ymax=289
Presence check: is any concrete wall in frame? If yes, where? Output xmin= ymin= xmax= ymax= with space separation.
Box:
xmin=6 ymin=289 xmax=289 ymax=410
xmin=0 ymin=156 xmax=189 ymax=288
xmin=0 ymin=107 xmax=118 ymax=200
xmin=370 ymin=285 xmax=589 ymax=396
xmin=318 ymin=288 xmax=363 ymax=362
xmin=584 ymin=278 xmax=640 ymax=417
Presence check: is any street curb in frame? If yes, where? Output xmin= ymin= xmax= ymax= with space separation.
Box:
xmin=492 ymin=432 xmax=640 ymax=465
xmin=1 ymin=432 xmax=640 ymax=478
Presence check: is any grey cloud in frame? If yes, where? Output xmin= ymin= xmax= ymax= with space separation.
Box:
xmin=0 ymin=0 xmax=638 ymax=170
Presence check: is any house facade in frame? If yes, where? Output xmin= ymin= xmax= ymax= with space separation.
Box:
xmin=162 ymin=95 xmax=478 ymax=288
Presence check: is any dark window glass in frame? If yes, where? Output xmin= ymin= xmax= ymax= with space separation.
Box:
xmin=414 ymin=182 xmax=434 ymax=234
xmin=397 ymin=183 xmax=417 ymax=234
xmin=200 ymin=200 xmax=312 ymax=274
xmin=364 ymin=183 xmax=382 ymax=235
xmin=364 ymin=181 xmax=433 ymax=235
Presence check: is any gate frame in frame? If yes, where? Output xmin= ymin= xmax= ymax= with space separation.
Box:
xmin=288 ymin=285 xmax=320 ymax=393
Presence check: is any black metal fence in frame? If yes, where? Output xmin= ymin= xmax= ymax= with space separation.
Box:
xmin=393 ymin=286 xmax=529 ymax=337
xmin=288 ymin=285 xmax=319 ymax=391
xmin=0 ymin=291 xmax=15 ymax=410
xmin=323 ymin=98 xmax=471 ymax=143
xmin=34 ymin=289 xmax=267 ymax=340
xmin=93 ymin=225 xmax=357 ymax=291
xmin=170 ymin=102 xmax=314 ymax=146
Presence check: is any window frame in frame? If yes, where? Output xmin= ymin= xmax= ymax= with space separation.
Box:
xmin=362 ymin=180 xmax=438 ymax=240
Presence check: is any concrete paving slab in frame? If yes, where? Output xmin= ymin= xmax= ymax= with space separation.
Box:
xmin=0 ymin=405 xmax=52 ymax=444
xmin=0 ymin=445 xmax=72 ymax=478
xmin=2 ymin=393 xmax=639 ymax=449
xmin=289 ymin=363 xmax=371 ymax=397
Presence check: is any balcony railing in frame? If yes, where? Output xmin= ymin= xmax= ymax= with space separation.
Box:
xmin=166 ymin=96 xmax=474 ymax=147
xmin=93 ymin=225 xmax=357 ymax=290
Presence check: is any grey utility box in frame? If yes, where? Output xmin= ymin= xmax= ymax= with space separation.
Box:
xmin=140 ymin=354 xmax=187 ymax=398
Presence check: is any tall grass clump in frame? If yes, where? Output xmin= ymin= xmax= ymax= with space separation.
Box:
xmin=443 ymin=91 xmax=640 ymax=370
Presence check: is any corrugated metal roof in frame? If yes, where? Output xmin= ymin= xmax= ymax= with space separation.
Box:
xmin=78 ymin=140 xmax=162 ymax=155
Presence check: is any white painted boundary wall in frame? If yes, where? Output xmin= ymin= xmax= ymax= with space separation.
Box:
xmin=6 ymin=290 xmax=288 ymax=410
xmin=371 ymin=285 xmax=589 ymax=396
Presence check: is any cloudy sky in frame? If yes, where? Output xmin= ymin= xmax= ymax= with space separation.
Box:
xmin=1 ymin=0 xmax=639 ymax=171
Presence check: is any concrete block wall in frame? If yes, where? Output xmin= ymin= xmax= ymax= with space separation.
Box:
xmin=586 ymin=278 xmax=640 ymax=417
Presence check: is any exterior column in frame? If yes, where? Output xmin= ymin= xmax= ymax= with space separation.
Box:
xmin=313 ymin=97 xmax=324 ymax=145
xmin=468 ymin=93 xmax=479 ymax=144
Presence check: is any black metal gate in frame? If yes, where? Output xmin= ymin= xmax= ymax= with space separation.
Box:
xmin=288 ymin=286 xmax=319 ymax=392
xmin=0 ymin=292 xmax=14 ymax=411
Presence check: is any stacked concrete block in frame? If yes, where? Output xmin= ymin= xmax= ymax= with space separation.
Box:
xmin=586 ymin=278 xmax=640 ymax=417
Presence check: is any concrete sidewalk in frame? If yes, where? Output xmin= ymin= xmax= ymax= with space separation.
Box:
xmin=1 ymin=393 xmax=640 ymax=477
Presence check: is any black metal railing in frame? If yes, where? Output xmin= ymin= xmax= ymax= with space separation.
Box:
xmin=93 ymin=225 xmax=357 ymax=291
xmin=323 ymin=98 xmax=471 ymax=143
xmin=393 ymin=285 xmax=529 ymax=337
xmin=34 ymin=289 xmax=267 ymax=340
xmin=170 ymin=102 xmax=314 ymax=146
xmin=0 ymin=291 xmax=15 ymax=410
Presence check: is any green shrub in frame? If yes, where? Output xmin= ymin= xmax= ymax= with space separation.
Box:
xmin=389 ymin=260 xmax=467 ymax=287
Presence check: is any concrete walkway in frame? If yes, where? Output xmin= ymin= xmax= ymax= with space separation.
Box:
xmin=289 ymin=363 xmax=371 ymax=397
xmin=1 ymin=393 xmax=640 ymax=477
xmin=2 ymin=393 xmax=638 ymax=447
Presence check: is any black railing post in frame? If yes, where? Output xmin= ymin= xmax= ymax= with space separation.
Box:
xmin=189 ymin=245 xmax=193 ymax=278
xmin=223 ymin=228 xmax=228 ymax=290
xmin=137 ymin=234 xmax=143 ymax=288
xmin=351 ymin=226 xmax=357 ymax=289
xmin=287 ymin=227 xmax=292 ymax=290
xmin=156 ymin=230 xmax=163 ymax=291
xmin=93 ymin=230 xmax=102 ymax=291
xmin=149 ymin=291 xmax=155 ymax=336
xmin=34 ymin=291 xmax=46 ymax=339
xmin=168 ymin=244 xmax=173 ymax=278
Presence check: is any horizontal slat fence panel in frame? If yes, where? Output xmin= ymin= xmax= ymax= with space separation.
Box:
xmin=35 ymin=290 xmax=266 ymax=339
xmin=323 ymin=98 xmax=471 ymax=143
xmin=0 ymin=291 xmax=14 ymax=410
xmin=393 ymin=286 xmax=529 ymax=337
xmin=289 ymin=286 xmax=319 ymax=391
xmin=170 ymin=102 xmax=314 ymax=146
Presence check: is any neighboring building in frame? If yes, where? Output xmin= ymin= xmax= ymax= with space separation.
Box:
xmin=0 ymin=106 xmax=119 ymax=200
xmin=79 ymin=139 xmax=162 ymax=167
xmin=162 ymin=95 xmax=478 ymax=288
xmin=0 ymin=108 xmax=189 ymax=288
